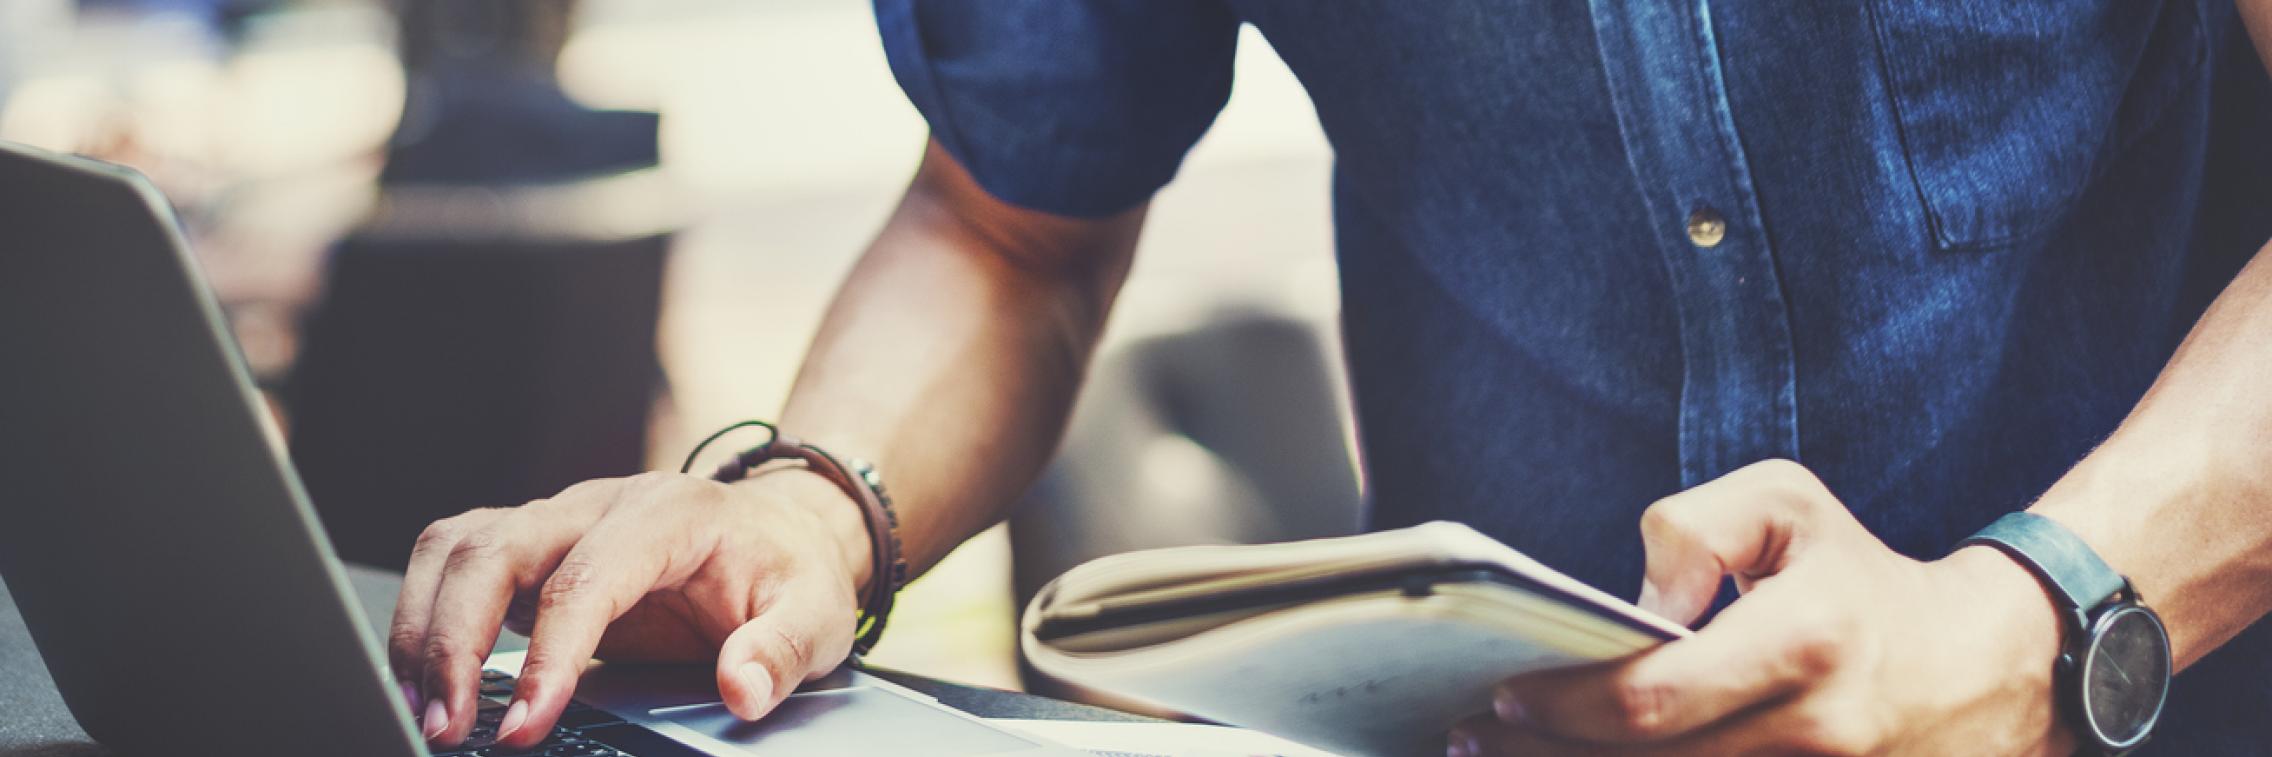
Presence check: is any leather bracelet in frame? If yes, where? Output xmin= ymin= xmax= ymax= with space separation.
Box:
xmin=682 ymin=421 xmax=907 ymax=656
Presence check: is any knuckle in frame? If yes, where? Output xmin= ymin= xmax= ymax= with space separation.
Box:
xmin=1638 ymin=498 xmax=1699 ymax=543
xmin=387 ymin=622 xmax=424 ymax=652
xmin=1784 ymin=621 xmax=1849 ymax=678
xmin=413 ymin=518 xmax=470 ymax=555
xmin=518 ymin=646 xmax=569 ymax=686
xmin=1752 ymin=458 xmax=1832 ymax=504
xmin=443 ymin=525 xmax=512 ymax=572
xmin=386 ymin=626 xmax=424 ymax=665
xmin=1604 ymin=677 xmax=1678 ymax=738
xmin=1637 ymin=501 xmax=1671 ymax=533
xmin=766 ymin=624 xmax=818 ymax=671
xmin=421 ymin=632 xmax=466 ymax=668
xmin=538 ymin=556 xmax=606 ymax=612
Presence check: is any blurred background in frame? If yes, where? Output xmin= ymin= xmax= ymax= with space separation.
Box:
xmin=1 ymin=0 xmax=1358 ymax=702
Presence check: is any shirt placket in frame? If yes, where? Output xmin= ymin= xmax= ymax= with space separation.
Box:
xmin=1587 ymin=0 xmax=1799 ymax=487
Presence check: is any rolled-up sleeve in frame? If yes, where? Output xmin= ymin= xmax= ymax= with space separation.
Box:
xmin=876 ymin=0 xmax=1241 ymax=218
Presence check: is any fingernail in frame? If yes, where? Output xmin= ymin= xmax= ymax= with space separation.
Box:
xmin=1446 ymin=728 xmax=1477 ymax=757
xmin=398 ymin=681 xmax=422 ymax=715
xmin=1493 ymin=689 xmax=1530 ymax=725
xmin=496 ymin=699 xmax=529 ymax=742
xmin=421 ymin=698 xmax=449 ymax=740
xmin=737 ymin=661 xmax=774 ymax=710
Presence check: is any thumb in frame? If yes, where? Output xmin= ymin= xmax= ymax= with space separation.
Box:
xmin=716 ymin=586 xmax=857 ymax=721
xmin=1636 ymin=459 xmax=1828 ymax=625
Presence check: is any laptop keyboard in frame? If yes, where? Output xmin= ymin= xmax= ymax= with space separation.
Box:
xmin=425 ymin=669 xmax=705 ymax=757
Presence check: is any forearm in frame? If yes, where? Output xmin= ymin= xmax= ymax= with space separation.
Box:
xmin=2243 ymin=0 xmax=2272 ymax=80
xmin=2032 ymin=240 xmax=2272 ymax=667
xmin=775 ymin=142 xmax=1143 ymax=579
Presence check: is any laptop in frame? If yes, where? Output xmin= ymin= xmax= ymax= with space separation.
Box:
xmin=0 ymin=140 xmax=1082 ymax=757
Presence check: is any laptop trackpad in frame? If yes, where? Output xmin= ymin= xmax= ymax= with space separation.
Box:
xmin=654 ymin=688 xmax=1041 ymax=756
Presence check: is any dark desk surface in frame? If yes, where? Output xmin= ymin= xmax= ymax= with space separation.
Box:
xmin=0 ymin=564 xmax=1144 ymax=755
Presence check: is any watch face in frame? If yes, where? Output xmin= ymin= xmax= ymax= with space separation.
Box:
xmin=2079 ymin=605 xmax=2172 ymax=749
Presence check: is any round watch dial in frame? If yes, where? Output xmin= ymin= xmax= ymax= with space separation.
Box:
xmin=2079 ymin=604 xmax=2172 ymax=749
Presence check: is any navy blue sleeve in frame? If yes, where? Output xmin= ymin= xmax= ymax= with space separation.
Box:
xmin=876 ymin=0 xmax=1241 ymax=218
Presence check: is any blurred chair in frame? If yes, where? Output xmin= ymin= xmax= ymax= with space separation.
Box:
xmin=286 ymin=0 xmax=677 ymax=570
xmin=285 ymin=223 xmax=670 ymax=570
xmin=1009 ymin=306 xmax=1364 ymax=700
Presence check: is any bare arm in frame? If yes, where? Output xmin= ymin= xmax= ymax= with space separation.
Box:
xmin=779 ymin=139 xmax=1145 ymax=577
xmin=390 ymin=139 xmax=1144 ymax=750
xmin=2245 ymin=0 xmax=2272 ymax=80
xmin=2018 ymin=0 xmax=2272 ymax=669
xmin=2030 ymin=240 xmax=2272 ymax=666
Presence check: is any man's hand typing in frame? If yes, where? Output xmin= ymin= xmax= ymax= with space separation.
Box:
xmin=386 ymin=469 xmax=872 ymax=751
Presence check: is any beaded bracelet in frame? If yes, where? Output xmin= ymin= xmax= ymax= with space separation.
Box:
xmin=682 ymin=420 xmax=908 ymax=656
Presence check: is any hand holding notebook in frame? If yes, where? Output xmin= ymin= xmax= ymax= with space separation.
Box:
xmin=1019 ymin=522 xmax=1688 ymax=757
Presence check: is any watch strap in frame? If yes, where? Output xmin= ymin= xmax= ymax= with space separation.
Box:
xmin=1960 ymin=512 xmax=2127 ymax=616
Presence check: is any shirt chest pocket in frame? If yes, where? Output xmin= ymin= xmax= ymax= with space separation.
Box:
xmin=1870 ymin=0 xmax=2208 ymax=250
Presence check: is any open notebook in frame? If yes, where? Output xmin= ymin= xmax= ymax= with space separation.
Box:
xmin=1020 ymin=522 xmax=1690 ymax=757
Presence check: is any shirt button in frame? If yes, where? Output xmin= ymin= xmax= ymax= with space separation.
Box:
xmin=1686 ymin=207 xmax=1726 ymax=248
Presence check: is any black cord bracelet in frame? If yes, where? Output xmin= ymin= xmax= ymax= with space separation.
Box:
xmin=682 ymin=420 xmax=908 ymax=656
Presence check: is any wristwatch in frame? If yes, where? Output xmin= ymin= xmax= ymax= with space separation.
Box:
xmin=1961 ymin=512 xmax=2171 ymax=754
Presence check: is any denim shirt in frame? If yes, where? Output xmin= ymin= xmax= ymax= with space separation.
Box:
xmin=876 ymin=1 xmax=2272 ymax=749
